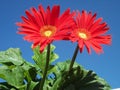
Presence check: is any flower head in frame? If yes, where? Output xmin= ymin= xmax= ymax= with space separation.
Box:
xmin=16 ymin=5 xmax=75 ymax=52
xmin=70 ymin=10 xmax=111 ymax=54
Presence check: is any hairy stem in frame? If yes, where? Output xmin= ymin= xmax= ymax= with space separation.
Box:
xmin=39 ymin=44 xmax=50 ymax=90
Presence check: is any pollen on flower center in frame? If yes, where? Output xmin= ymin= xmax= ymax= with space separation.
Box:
xmin=79 ymin=32 xmax=87 ymax=39
xmin=77 ymin=28 xmax=90 ymax=40
xmin=44 ymin=30 xmax=52 ymax=37
xmin=40 ymin=25 xmax=56 ymax=37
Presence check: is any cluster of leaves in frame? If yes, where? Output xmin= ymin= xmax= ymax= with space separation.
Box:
xmin=0 ymin=45 xmax=111 ymax=90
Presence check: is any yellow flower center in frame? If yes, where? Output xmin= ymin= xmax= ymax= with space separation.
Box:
xmin=78 ymin=32 xmax=87 ymax=39
xmin=44 ymin=30 xmax=52 ymax=37
xmin=40 ymin=25 xmax=56 ymax=38
xmin=77 ymin=28 xmax=90 ymax=40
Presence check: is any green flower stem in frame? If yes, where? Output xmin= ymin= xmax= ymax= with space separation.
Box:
xmin=39 ymin=44 xmax=51 ymax=90
xmin=69 ymin=44 xmax=79 ymax=72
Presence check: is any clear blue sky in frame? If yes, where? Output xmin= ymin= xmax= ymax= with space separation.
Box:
xmin=0 ymin=0 xmax=120 ymax=89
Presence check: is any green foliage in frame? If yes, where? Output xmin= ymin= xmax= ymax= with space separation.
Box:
xmin=0 ymin=65 xmax=25 ymax=89
xmin=0 ymin=48 xmax=24 ymax=65
xmin=0 ymin=46 xmax=111 ymax=90
xmin=0 ymin=48 xmax=36 ymax=90
xmin=32 ymin=45 xmax=59 ymax=76
xmin=45 ymin=60 xmax=111 ymax=90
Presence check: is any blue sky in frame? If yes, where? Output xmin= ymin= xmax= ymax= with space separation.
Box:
xmin=0 ymin=0 xmax=120 ymax=89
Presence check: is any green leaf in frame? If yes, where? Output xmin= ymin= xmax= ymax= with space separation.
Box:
xmin=32 ymin=44 xmax=59 ymax=76
xmin=46 ymin=60 xmax=111 ymax=90
xmin=21 ymin=61 xmax=37 ymax=82
xmin=0 ymin=82 xmax=9 ymax=90
xmin=27 ymin=81 xmax=39 ymax=90
xmin=0 ymin=48 xmax=41 ymax=89
xmin=0 ymin=48 xmax=24 ymax=65
xmin=0 ymin=65 xmax=25 ymax=89
xmin=0 ymin=82 xmax=17 ymax=90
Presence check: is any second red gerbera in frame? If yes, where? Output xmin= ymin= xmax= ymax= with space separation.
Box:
xmin=70 ymin=10 xmax=111 ymax=54
xmin=16 ymin=5 xmax=75 ymax=52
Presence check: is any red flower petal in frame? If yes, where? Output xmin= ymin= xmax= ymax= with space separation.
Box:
xmin=50 ymin=5 xmax=60 ymax=25
xmin=78 ymin=39 xmax=84 ymax=53
xmin=84 ymin=41 xmax=91 ymax=54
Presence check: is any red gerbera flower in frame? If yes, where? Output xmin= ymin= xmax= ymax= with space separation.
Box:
xmin=70 ymin=10 xmax=111 ymax=54
xmin=16 ymin=5 xmax=75 ymax=52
